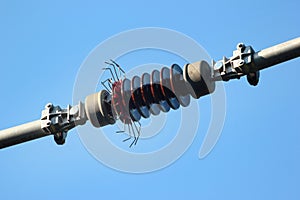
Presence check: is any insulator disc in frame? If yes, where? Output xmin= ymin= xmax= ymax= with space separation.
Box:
xmin=151 ymin=69 xmax=170 ymax=113
xmin=142 ymin=73 xmax=160 ymax=115
xmin=170 ymin=64 xmax=190 ymax=107
xmin=131 ymin=76 xmax=150 ymax=118
xmin=123 ymin=78 xmax=141 ymax=121
xmin=160 ymin=67 xmax=180 ymax=110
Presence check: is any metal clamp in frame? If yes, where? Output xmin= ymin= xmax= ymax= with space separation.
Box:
xmin=40 ymin=102 xmax=87 ymax=145
xmin=213 ymin=43 xmax=260 ymax=86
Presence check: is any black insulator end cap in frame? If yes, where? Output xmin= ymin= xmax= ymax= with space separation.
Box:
xmin=183 ymin=60 xmax=215 ymax=99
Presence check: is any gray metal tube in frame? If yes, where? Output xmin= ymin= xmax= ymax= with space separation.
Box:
xmin=253 ymin=37 xmax=300 ymax=71
xmin=0 ymin=120 xmax=50 ymax=149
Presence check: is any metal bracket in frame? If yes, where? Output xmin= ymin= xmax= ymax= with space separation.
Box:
xmin=213 ymin=43 xmax=260 ymax=86
xmin=40 ymin=102 xmax=87 ymax=145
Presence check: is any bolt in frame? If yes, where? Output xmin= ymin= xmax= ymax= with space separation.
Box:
xmin=237 ymin=43 xmax=244 ymax=49
xmin=46 ymin=103 xmax=53 ymax=109
xmin=70 ymin=106 xmax=79 ymax=115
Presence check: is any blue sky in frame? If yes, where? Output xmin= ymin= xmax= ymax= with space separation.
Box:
xmin=1 ymin=0 xmax=300 ymax=199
